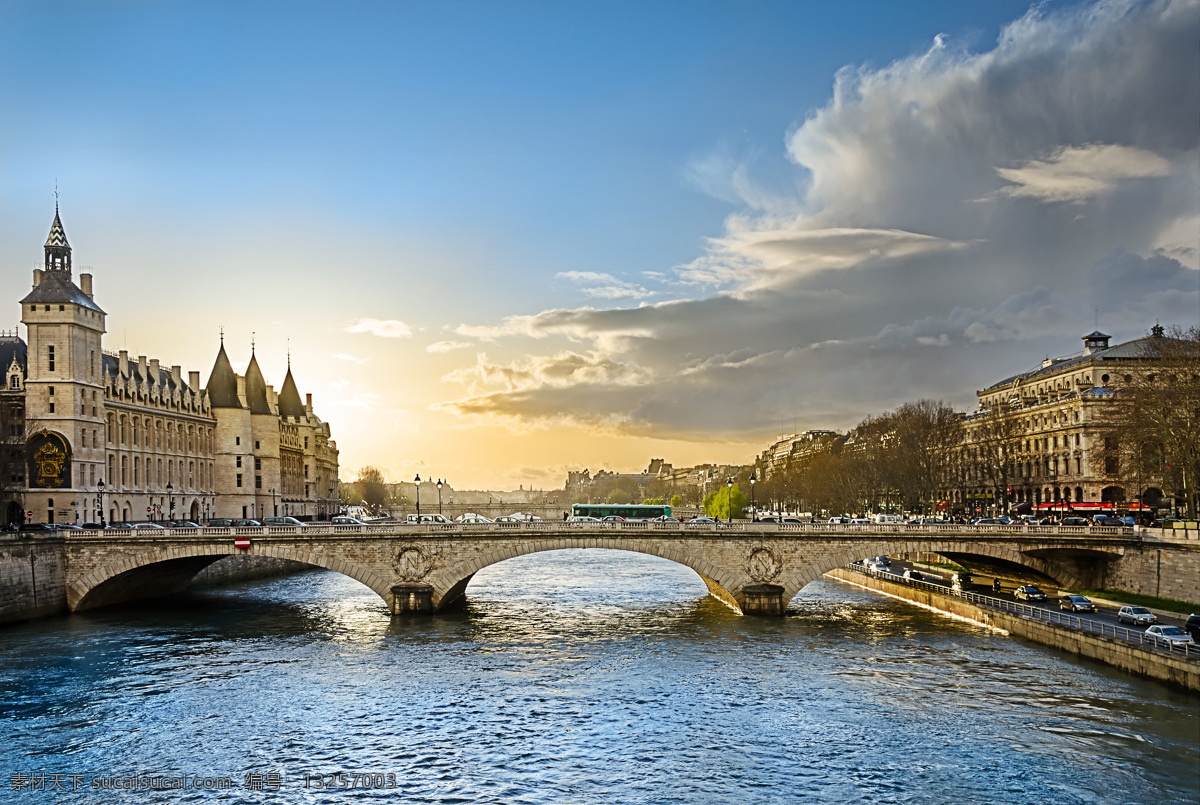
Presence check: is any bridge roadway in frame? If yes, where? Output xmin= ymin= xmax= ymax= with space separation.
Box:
xmin=62 ymin=520 xmax=1141 ymax=616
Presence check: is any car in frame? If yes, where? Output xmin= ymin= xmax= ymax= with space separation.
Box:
xmin=108 ymin=522 xmax=134 ymax=529
xmin=757 ymin=516 xmax=779 ymax=523
xmin=655 ymin=516 xmax=680 ymax=523
xmin=565 ymin=515 xmax=598 ymax=522
xmin=599 ymin=515 xmax=625 ymax=522
xmin=1117 ymin=606 xmax=1157 ymax=626
xmin=80 ymin=522 xmax=105 ymax=530
xmin=866 ymin=562 xmax=888 ymax=573
xmin=1186 ymin=614 xmax=1200 ymax=642
xmin=453 ymin=513 xmax=492 ymax=524
xmin=973 ymin=518 xmax=1006 ymax=525
xmin=1014 ymin=585 xmax=1047 ymax=601
xmin=206 ymin=519 xmax=234 ymax=527
xmin=781 ymin=518 xmax=803 ymax=524
xmin=1145 ymin=625 xmax=1194 ymax=645
xmin=1061 ymin=517 xmax=1089 ymax=526
xmin=57 ymin=524 xmax=83 ymax=530
xmin=18 ymin=523 xmax=55 ymax=531
xmin=951 ymin=572 xmax=974 ymax=590
xmin=1091 ymin=515 xmax=1119 ymax=526
xmin=262 ymin=516 xmax=306 ymax=527
xmin=871 ymin=556 xmax=891 ymax=566
xmin=902 ymin=568 xmax=924 ymax=581
xmin=169 ymin=521 xmax=201 ymax=528
xmin=827 ymin=517 xmax=850 ymax=524
xmin=686 ymin=516 xmax=717 ymax=524
xmin=848 ymin=518 xmax=870 ymax=524
xmin=1060 ymin=594 xmax=1096 ymax=612
xmin=332 ymin=515 xmax=366 ymax=525
xmin=131 ymin=522 xmax=166 ymax=530
xmin=232 ymin=519 xmax=262 ymax=527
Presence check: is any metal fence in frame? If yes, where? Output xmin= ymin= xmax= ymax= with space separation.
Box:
xmin=844 ymin=563 xmax=1200 ymax=661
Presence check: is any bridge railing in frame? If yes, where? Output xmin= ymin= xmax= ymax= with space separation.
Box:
xmin=843 ymin=563 xmax=1200 ymax=661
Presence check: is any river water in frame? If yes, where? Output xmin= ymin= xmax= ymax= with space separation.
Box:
xmin=1 ymin=550 xmax=1197 ymax=804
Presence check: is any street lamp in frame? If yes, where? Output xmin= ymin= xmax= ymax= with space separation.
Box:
xmin=750 ymin=473 xmax=756 ymax=522
xmin=271 ymin=487 xmax=277 ymax=517
xmin=166 ymin=482 xmax=174 ymax=521
xmin=727 ymin=477 xmax=733 ymax=525
xmin=414 ymin=474 xmax=421 ymax=519
xmin=96 ymin=479 xmax=105 ymax=527
xmin=437 ymin=478 xmax=443 ymax=516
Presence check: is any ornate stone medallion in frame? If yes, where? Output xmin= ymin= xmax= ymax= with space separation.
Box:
xmin=747 ymin=546 xmax=781 ymax=583
xmin=393 ymin=545 xmax=431 ymax=581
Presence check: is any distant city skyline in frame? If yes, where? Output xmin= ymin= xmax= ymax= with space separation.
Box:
xmin=1 ymin=0 xmax=1195 ymax=490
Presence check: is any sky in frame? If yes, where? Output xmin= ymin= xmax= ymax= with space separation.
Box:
xmin=0 ymin=0 xmax=1196 ymax=491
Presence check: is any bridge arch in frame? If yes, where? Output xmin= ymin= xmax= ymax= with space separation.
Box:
xmin=67 ymin=544 xmax=393 ymax=613
xmin=425 ymin=537 xmax=743 ymax=612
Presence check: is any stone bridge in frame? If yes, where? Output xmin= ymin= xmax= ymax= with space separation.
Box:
xmin=61 ymin=521 xmax=1141 ymax=616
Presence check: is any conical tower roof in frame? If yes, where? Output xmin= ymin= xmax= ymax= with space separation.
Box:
xmin=44 ymin=208 xmax=70 ymax=250
xmin=278 ymin=363 xmax=305 ymax=419
xmin=245 ymin=351 xmax=272 ymax=415
xmin=206 ymin=341 xmax=242 ymax=408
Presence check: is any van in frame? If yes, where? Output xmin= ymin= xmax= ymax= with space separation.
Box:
xmin=405 ymin=513 xmax=453 ymax=524
xmin=873 ymin=514 xmax=903 ymax=524
xmin=262 ymin=516 xmax=305 ymax=527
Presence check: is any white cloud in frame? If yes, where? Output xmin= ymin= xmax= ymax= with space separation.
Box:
xmin=333 ymin=353 xmax=365 ymax=363
xmin=556 ymin=270 xmax=653 ymax=300
xmin=427 ymin=340 xmax=474 ymax=353
xmin=995 ymin=144 xmax=1171 ymax=203
xmin=344 ymin=318 xmax=412 ymax=338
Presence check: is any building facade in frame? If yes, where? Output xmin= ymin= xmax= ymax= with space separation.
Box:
xmin=3 ymin=208 xmax=338 ymax=525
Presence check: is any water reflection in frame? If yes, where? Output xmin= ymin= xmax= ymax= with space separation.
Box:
xmin=0 ymin=549 xmax=1196 ymax=804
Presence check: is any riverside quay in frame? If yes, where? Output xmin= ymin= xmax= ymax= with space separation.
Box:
xmin=19 ymin=520 xmax=1194 ymax=617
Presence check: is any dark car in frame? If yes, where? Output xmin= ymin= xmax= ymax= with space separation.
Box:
xmin=1061 ymin=517 xmax=1089 ymax=526
xmin=206 ymin=519 xmax=234 ymax=528
xmin=1015 ymin=585 xmax=1047 ymax=601
xmin=1060 ymin=594 xmax=1096 ymax=612
xmin=951 ymin=572 xmax=974 ymax=590
xmin=18 ymin=523 xmax=55 ymax=532
xmin=1186 ymin=614 xmax=1200 ymax=642
xmin=80 ymin=522 xmax=105 ymax=530
xmin=232 ymin=519 xmax=262 ymax=527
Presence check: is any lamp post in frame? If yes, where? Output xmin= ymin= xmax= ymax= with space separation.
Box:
xmin=437 ymin=478 xmax=443 ymax=516
xmin=727 ymin=477 xmax=733 ymax=525
xmin=166 ymin=482 xmax=174 ymax=522
xmin=271 ymin=487 xmax=277 ymax=517
xmin=96 ymin=479 xmax=105 ymax=527
xmin=749 ymin=473 xmax=756 ymax=522
xmin=414 ymin=474 xmax=421 ymax=519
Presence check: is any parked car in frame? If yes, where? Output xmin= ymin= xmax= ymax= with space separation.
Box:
xmin=405 ymin=513 xmax=453 ymax=524
xmin=1061 ymin=517 xmax=1089 ymax=526
xmin=18 ymin=523 xmax=55 ymax=532
xmin=262 ymin=516 xmax=306 ymax=527
xmin=80 ymin=522 xmax=105 ymax=530
xmin=108 ymin=522 xmax=134 ymax=529
xmin=686 ymin=516 xmax=717 ymax=525
xmin=331 ymin=515 xmax=366 ymax=525
xmin=1186 ymin=614 xmax=1200 ymax=642
xmin=206 ymin=519 xmax=234 ymax=527
xmin=902 ymin=568 xmax=924 ymax=581
xmin=1060 ymin=594 xmax=1096 ymax=612
xmin=1014 ymin=585 xmax=1047 ymax=601
xmin=827 ymin=517 xmax=850 ymax=524
xmin=232 ymin=519 xmax=261 ymax=527
xmin=169 ymin=521 xmax=201 ymax=528
xmin=1144 ymin=625 xmax=1195 ymax=645
xmin=1117 ymin=606 xmax=1157 ymax=626
xmin=131 ymin=523 xmax=166 ymax=530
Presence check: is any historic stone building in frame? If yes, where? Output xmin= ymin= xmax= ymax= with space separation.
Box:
xmin=949 ymin=329 xmax=1169 ymax=516
xmin=2 ymin=207 xmax=338 ymax=525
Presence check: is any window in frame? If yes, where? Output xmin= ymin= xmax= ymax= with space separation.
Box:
xmin=255 ymin=441 xmax=260 ymax=449
xmin=47 ymin=345 xmax=54 ymax=372
xmin=48 ymin=402 xmax=54 ymax=413
xmin=255 ymin=475 xmax=262 ymax=489
xmin=304 ymin=437 xmax=308 ymax=449
xmin=236 ymin=474 xmax=243 ymax=488
xmin=59 ymin=305 xmax=64 ymax=311
xmin=236 ymin=436 xmax=240 ymax=446
xmin=254 ymin=458 xmax=261 ymax=471
xmin=304 ymin=464 xmax=309 ymax=478
xmin=48 ymin=386 xmax=54 ymax=396
xmin=236 ymin=456 xmax=242 ymax=468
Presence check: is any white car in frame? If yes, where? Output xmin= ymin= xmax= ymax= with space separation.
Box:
xmin=1145 ymin=625 xmax=1194 ymax=645
xmin=405 ymin=513 xmax=453 ymax=524
xmin=1117 ymin=606 xmax=1157 ymax=626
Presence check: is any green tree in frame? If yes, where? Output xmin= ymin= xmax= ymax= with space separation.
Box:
xmin=606 ymin=488 xmax=633 ymax=505
xmin=704 ymin=484 xmax=749 ymax=519
xmin=670 ymin=494 xmax=683 ymax=509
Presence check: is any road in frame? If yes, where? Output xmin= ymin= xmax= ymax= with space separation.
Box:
xmin=856 ymin=556 xmax=1187 ymax=632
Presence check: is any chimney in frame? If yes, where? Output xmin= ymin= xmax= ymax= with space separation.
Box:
xmin=80 ymin=273 xmax=93 ymax=298
xmin=149 ymin=359 xmax=160 ymax=384
xmin=171 ymin=365 xmax=182 ymax=386
xmin=188 ymin=370 xmax=199 ymax=389
xmin=32 ymin=269 xmax=43 ymax=287
xmin=118 ymin=350 xmax=129 ymax=377
xmin=138 ymin=355 xmax=148 ymax=381
xmin=306 ymin=393 xmax=313 ymax=414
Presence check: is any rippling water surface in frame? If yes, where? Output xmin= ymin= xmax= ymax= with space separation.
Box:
xmin=1 ymin=550 xmax=1197 ymax=804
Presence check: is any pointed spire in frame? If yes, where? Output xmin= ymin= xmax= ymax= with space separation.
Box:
xmin=245 ymin=350 xmax=272 ymax=415
xmin=44 ymin=202 xmax=72 ymax=273
xmin=278 ymin=362 xmax=305 ymax=420
xmin=206 ymin=339 xmax=242 ymax=408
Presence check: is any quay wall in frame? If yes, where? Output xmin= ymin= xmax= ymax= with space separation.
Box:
xmin=190 ymin=555 xmax=312 ymax=587
xmin=1103 ymin=533 xmax=1200 ymax=604
xmin=0 ymin=534 xmax=67 ymax=625
xmin=826 ymin=568 xmax=1200 ymax=693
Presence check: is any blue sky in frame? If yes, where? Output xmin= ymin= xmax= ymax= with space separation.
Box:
xmin=1 ymin=0 xmax=1196 ymax=489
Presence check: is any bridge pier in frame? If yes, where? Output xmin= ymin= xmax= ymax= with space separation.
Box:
xmin=391 ymin=583 xmax=434 ymax=615
xmin=740 ymin=584 xmax=786 ymax=616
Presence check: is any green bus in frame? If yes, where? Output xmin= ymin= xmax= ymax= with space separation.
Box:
xmin=571 ymin=503 xmax=672 ymax=520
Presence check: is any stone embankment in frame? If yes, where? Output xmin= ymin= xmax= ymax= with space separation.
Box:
xmin=826 ymin=567 xmax=1200 ymax=693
